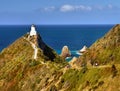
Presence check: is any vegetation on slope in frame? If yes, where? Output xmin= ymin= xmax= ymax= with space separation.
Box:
xmin=57 ymin=24 xmax=120 ymax=91
xmin=58 ymin=64 xmax=120 ymax=91
xmin=0 ymin=34 xmax=66 ymax=91
xmin=79 ymin=24 xmax=120 ymax=66
xmin=0 ymin=24 xmax=120 ymax=91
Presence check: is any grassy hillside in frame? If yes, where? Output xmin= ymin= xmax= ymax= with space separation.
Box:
xmin=58 ymin=24 xmax=120 ymax=91
xmin=0 ymin=24 xmax=120 ymax=91
xmin=59 ymin=64 xmax=119 ymax=91
xmin=0 ymin=34 xmax=66 ymax=91
xmin=79 ymin=24 xmax=120 ymax=66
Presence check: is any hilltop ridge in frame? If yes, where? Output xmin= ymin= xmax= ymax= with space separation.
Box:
xmin=77 ymin=24 xmax=120 ymax=66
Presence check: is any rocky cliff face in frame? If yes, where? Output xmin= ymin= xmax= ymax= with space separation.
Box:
xmin=28 ymin=33 xmax=57 ymax=61
xmin=0 ymin=32 xmax=66 ymax=91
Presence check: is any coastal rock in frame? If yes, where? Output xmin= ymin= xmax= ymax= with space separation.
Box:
xmin=70 ymin=57 xmax=78 ymax=64
xmin=69 ymin=57 xmax=77 ymax=65
xmin=79 ymin=45 xmax=87 ymax=53
xmin=60 ymin=46 xmax=71 ymax=59
xmin=69 ymin=57 xmax=81 ymax=69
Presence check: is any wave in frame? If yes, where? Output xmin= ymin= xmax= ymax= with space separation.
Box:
xmin=76 ymin=51 xmax=83 ymax=56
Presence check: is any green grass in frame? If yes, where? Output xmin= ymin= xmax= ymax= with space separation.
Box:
xmin=59 ymin=64 xmax=120 ymax=91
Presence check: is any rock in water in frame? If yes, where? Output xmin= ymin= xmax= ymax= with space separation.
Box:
xmin=60 ymin=46 xmax=71 ymax=59
xmin=79 ymin=45 xmax=87 ymax=53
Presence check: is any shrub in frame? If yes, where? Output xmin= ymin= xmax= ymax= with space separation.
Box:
xmin=29 ymin=60 xmax=40 ymax=67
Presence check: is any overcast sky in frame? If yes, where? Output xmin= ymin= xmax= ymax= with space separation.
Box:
xmin=0 ymin=0 xmax=120 ymax=25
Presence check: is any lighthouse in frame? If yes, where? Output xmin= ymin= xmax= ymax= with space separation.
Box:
xmin=30 ymin=24 xmax=37 ymax=36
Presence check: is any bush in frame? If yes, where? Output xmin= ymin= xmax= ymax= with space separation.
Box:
xmin=111 ymin=64 xmax=118 ymax=78
xmin=29 ymin=60 xmax=40 ymax=67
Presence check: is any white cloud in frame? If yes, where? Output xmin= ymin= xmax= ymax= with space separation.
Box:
xmin=37 ymin=4 xmax=118 ymax=13
xmin=42 ymin=6 xmax=55 ymax=12
xmin=75 ymin=5 xmax=92 ymax=11
xmin=94 ymin=4 xmax=115 ymax=10
xmin=60 ymin=5 xmax=75 ymax=12
xmin=60 ymin=4 xmax=92 ymax=12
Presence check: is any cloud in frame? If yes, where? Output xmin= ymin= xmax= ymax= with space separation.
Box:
xmin=36 ymin=4 xmax=119 ymax=13
xmin=94 ymin=4 xmax=116 ymax=10
xmin=43 ymin=6 xmax=55 ymax=11
xmin=59 ymin=4 xmax=119 ymax=12
xmin=60 ymin=4 xmax=92 ymax=12
xmin=60 ymin=5 xmax=75 ymax=12
xmin=36 ymin=6 xmax=56 ymax=12
xmin=75 ymin=5 xmax=92 ymax=11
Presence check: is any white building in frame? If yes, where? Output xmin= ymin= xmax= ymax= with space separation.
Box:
xmin=30 ymin=25 xmax=37 ymax=36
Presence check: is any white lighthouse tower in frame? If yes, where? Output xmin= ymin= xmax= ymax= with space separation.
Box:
xmin=30 ymin=24 xmax=37 ymax=36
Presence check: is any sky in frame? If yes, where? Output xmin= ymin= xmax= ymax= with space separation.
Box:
xmin=0 ymin=0 xmax=120 ymax=25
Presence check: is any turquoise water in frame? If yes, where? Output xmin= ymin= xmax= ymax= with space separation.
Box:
xmin=0 ymin=25 xmax=114 ymax=60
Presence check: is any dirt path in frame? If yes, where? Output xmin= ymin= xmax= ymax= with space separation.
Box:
xmin=94 ymin=65 xmax=111 ymax=68
xmin=31 ymin=43 xmax=38 ymax=59
xmin=23 ymin=37 xmax=38 ymax=59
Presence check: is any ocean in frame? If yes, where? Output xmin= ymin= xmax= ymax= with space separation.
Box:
xmin=0 ymin=25 xmax=114 ymax=60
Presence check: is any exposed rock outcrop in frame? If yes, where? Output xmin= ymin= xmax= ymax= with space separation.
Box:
xmin=79 ymin=45 xmax=87 ymax=53
xmin=29 ymin=34 xmax=56 ymax=61
xmin=60 ymin=46 xmax=71 ymax=59
xmin=27 ymin=25 xmax=56 ymax=61
xmin=69 ymin=57 xmax=79 ymax=68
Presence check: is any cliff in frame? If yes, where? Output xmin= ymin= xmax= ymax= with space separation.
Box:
xmin=0 ymin=24 xmax=120 ymax=91
xmin=0 ymin=32 xmax=66 ymax=91
xmin=62 ymin=24 xmax=120 ymax=91
xmin=78 ymin=24 xmax=120 ymax=66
